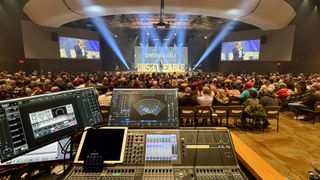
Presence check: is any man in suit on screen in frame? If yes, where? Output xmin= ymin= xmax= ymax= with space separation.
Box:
xmin=74 ymin=39 xmax=88 ymax=58
xmin=232 ymin=41 xmax=244 ymax=60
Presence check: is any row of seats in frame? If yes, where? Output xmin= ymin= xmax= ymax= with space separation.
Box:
xmin=179 ymin=106 xmax=281 ymax=132
xmin=99 ymin=104 xmax=283 ymax=132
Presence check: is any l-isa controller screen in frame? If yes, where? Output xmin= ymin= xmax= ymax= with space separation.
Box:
xmin=221 ymin=39 xmax=261 ymax=61
xmin=108 ymin=89 xmax=179 ymax=128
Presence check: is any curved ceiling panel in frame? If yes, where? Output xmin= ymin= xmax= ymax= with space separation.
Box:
xmin=239 ymin=0 xmax=296 ymax=30
xmin=23 ymin=0 xmax=295 ymax=30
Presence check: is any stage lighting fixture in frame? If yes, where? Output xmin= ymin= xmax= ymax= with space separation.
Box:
xmin=91 ymin=17 xmax=130 ymax=70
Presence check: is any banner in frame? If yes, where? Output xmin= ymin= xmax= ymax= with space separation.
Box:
xmin=134 ymin=46 xmax=188 ymax=72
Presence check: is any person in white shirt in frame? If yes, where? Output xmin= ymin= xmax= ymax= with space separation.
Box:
xmin=98 ymin=87 xmax=112 ymax=106
xmin=197 ymin=87 xmax=214 ymax=106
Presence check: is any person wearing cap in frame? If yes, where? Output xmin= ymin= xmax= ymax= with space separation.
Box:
xmin=240 ymin=81 xmax=257 ymax=103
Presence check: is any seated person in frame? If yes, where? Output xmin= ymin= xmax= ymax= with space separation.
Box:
xmin=240 ymin=81 xmax=257 ymax=103
xmin=259 ymin=87 xmax=279 ymax=107
xmin=98 ymin=87 xmax=112 ymax=106
xmin=276 ymin=83 xmax=293 ymax=103
xmin=179 ymin=87 xmax=199 ymax=106
xmin=288 ymin=88 xmax=320 ymax=119
xmin=197 ymin=87 xmax=213 ymax=106
xmin=242 ymin=90 xmax=269 ymax=128
xmin=213 ymin=86 xmax=229 ymax=105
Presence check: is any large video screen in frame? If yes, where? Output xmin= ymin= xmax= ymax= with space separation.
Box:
xmin=59 ymin=36 xmax=100 ymax=59
xmin=108 ymin=89 xmax=179 ymax=128
xmin=134 ymin=46 xmax=188 ymax=72
xmin=221 ymin=39 xmax=261 ymax=61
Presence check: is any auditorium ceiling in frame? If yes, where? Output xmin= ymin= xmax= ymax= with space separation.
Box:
xmin=64 ymin=14 xmax=257 ymax=33
xmin=23 ymin=0 xmax=295 ymax=30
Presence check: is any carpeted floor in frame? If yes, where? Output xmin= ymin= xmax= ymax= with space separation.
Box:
xmin=231 ymin=112 xmax=320 ymax=179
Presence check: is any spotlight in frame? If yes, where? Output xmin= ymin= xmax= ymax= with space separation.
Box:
xmin=193 ymin=20 xmax=237 ymax=70
xmin=114 ymin=34 xmax=118 ymax=38
xmin=91 ymin=17 xmax=130 ymax=70
xmin=204 ymin=36 xmax=207 ymax=39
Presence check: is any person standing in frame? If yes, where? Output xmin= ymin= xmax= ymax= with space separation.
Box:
xmin=232 ymin=41 xmax=244 ymax=60
xmin=74 ymin=39 xmax=87 ymax=58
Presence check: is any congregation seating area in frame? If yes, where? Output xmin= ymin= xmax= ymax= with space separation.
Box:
xmin=179 ymin=105 xmax=281 ymax=132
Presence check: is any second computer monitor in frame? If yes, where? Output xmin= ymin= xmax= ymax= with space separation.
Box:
xmin=108 ymin=89 xmax=179 ymax=128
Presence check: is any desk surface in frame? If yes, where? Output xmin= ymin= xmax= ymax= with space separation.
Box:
xmin=231 ymin=132 xmax=286 ymax=180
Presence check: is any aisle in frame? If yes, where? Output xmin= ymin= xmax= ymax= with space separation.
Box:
xmin=231 ymin=112 xmax=320 ymax=179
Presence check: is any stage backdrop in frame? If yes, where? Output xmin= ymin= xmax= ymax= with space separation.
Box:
xmin=134 ymin=46 xmax=188 ymax=72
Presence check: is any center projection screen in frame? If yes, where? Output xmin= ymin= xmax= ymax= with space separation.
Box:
xmin=134 ymin=46 xmax=188 ymax=72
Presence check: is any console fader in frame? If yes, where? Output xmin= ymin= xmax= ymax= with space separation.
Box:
xmin=65 ymin=128 xmax=248 ymax=180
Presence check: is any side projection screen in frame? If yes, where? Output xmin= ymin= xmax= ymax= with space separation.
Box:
xmin=221 ymin=39 xmax=261 ymax=61
xmin=59 ymin=36 xmax=100 ymax=59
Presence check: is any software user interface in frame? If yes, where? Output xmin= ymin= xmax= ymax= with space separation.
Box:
xmin=108 ymin=89 xmax=179 ymax=128
xmin=145 ymin=134 xmax=178 ymax=161
xmin=0 ymin=88 xmax=103 ymax=162
xmin=29 ymin=104 xmax=77 ymax=139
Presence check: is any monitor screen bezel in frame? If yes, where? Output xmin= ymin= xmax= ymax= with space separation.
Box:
xmin=0 ymin=136 xmax=72 ymax=167
xmin=74 ymin=126 xmax=128 ymax=164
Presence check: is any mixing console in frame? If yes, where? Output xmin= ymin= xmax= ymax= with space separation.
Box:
xmin=65 ymin=128 xmax=248 ymax=180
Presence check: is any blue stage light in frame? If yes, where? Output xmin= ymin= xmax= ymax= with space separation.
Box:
xmin=91 ymin=17 xmax=130 ymax=70
xmin=193 ymin=20 xmax=237 ymax=70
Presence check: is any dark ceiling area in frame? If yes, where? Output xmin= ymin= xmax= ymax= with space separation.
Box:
xmin=64 ymin=14 xmax=258 ymax=42
xmin=65 ymin=14 xmax=257 ymax=31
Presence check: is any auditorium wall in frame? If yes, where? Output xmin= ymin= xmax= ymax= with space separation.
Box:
xmin=285 ymin=1 xmax=320 ymax=73
xmin=0 ymin=1 xmax=26 ymax=71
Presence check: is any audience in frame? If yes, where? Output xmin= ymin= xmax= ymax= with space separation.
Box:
xmin=0 ymin=70 xmax=319 ymax=123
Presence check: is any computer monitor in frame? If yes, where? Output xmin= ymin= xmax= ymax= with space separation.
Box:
xmin=108 ymin=89 xmax=179 ymax=128
xmin=0 ymin=87 xmax=103 ymax=162
xmin=0 ymin=137 xmax=71 ymax=166
xmin=74 ymin=127 xmax=127 ymax=164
